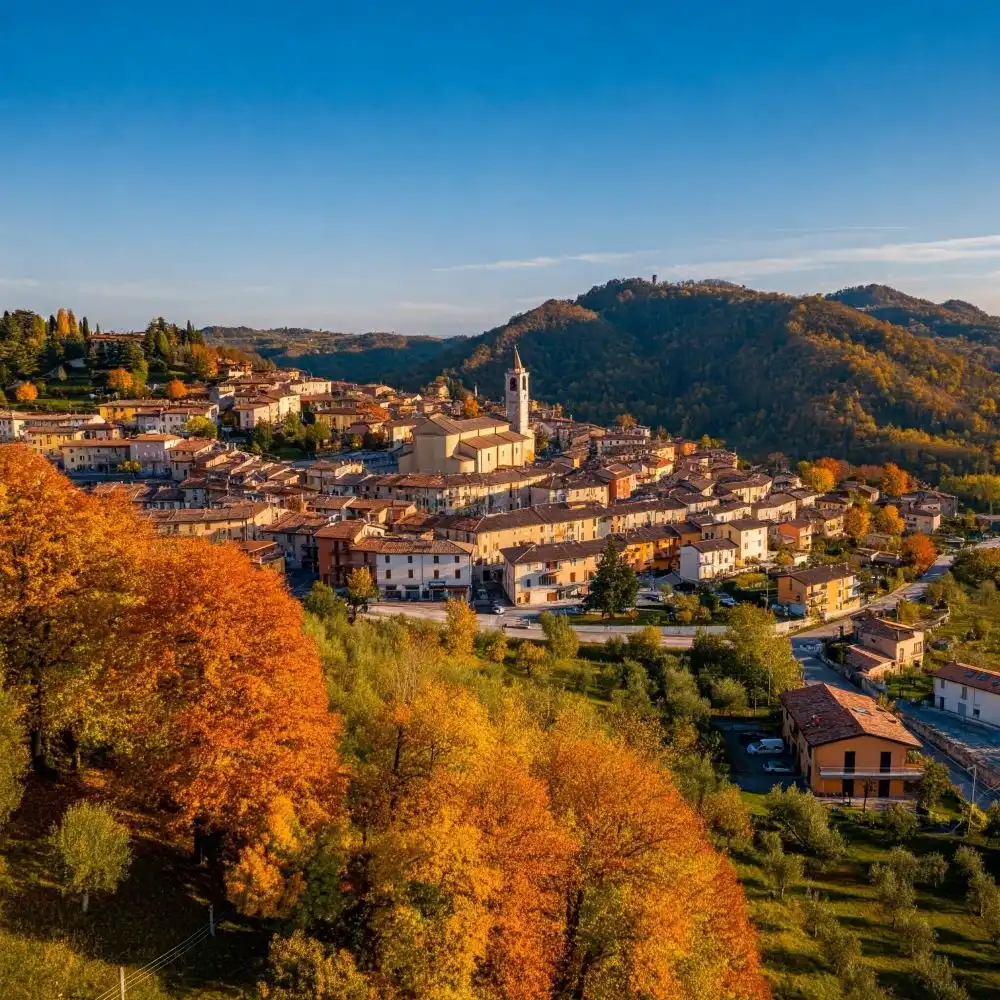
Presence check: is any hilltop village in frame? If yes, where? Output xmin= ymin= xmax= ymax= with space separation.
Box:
xmin=1 ymin=340 xmax=955 ymax=613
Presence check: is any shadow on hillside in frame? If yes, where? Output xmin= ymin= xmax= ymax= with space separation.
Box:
xmin=3 ymin=776 xmax=269 ymax=996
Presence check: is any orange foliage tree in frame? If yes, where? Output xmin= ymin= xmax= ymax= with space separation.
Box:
xmin=903 ymin=533 xmax=938 ymax=575
xmin=121 ymin=538 xmax=342 ymax=840
xmin=880 ymin=462 xmax=914 ymax=497
xmin=165 ymin=378 xmax=187 ymax=400
xmin=14 ymin=382 xmax=38 ymax=403
xmin=461 ymin=395 xmax=480 ymax=418
xmin=872 ymin=504 xmax=905 ymax=536
xmin=797 ymin=461 xmax=835 ymax=494
xmin=0 ymin=446 xmax=147 ymax=763
xmin=814 ymin=456 xmax=850 ymax=484
xmin=106 ymin=368 xmax=133 ymax=394
xmin=843 ymin=505 xmax=871 ymax=541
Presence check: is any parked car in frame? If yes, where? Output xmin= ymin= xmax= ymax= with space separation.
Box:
xmin=718 ymin=595 xmax=738 ymax=608
xmin=747 ymin=738 xmax=785 ymax=755
xmin=476 ymin=589 xmax=489 ymax=602
xmin=492 ymin=604 xmax=506 ymax=616
xmin=763 ymin=760 xmax=795 ymax=774
xmin=510 ymin=617 xmax=530 ymax=628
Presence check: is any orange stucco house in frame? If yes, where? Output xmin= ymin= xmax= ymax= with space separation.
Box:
xmin=780 ymin=683 xmax=922 ymax=799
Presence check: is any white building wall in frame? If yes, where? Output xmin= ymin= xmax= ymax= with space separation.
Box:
xmin=935 ymin=677 xmax=1000 ymax=727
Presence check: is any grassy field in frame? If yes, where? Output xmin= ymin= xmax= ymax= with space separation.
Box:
xmin=0 ymin=777 xmax=265 ymax=1000
xmin=735 ymin=794 xmax=1000 ymax=999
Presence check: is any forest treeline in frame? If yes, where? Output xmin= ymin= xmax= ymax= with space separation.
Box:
xmin=0 ymin=445 xmax=768 ymax=1000
xmin=279 ymin=280 xmax=1000 ymax=481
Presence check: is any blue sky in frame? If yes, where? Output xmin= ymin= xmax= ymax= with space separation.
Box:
xmin=2 ymin=1 xmax=999 ymax=334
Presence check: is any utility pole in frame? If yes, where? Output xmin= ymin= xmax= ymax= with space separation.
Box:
xmin=119 ymin=965 xmax=126 ymax=1000
xmin=209 ymin=904 xmax=215 ymax=937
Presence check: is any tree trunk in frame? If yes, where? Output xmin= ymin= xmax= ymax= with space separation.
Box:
xmin=553 ymin=889 xmax=585 ymax=999
xmin=82 ymin=891 xmax=89 ymax=913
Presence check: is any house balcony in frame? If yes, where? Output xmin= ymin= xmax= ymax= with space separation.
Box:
xmin=817 ymin=767 xmax=924 ymax=780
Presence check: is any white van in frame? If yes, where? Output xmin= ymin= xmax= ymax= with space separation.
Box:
xmin=747 ymin=738 xmax=785 ymax=755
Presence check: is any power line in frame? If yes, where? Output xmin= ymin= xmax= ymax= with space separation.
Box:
xmin=93 ymin=907 xmax=214 ymax=1000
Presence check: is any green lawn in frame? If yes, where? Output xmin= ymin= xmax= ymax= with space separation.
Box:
xmin=0 ymin=777 xmax=266 ymax=999
xmin=733 ymin=811 xmax=1000 ymax=999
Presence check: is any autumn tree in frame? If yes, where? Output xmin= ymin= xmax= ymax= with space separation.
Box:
xmin=0 ymin=683 xmax=27 ymax=831
xmin=903 ymin=533 xmax=938 ymax=575
xmin=797 ymin=461 xmax=835 ymax=494
xmin=14 ymin=382 xmax=38 ymax=403
xmin=0 ymin=447 xmax=147 ymax=765
xmin=461 ymin=395 xmax=480 ymax=418
xmin=872 ymin=504 xmax=905 ymax=536
xmin=444 ymin=597 xmax=478 ymax=655
xmin=943 ymin=473 xmax=1000 ymax=515
xmin=880 ymin=463 xmax=913 ymax=497
xmin=106 ymin=367 xmax=133 ymax=394
xmin=345 ymin=567 xmax=378 ymax=622
xmin=544 ymin=722 xmax=768 ymax=999
xmin=165 ymin=378 xmax=187 ymax=400
xmin=120 ymin=538 xmax=343 ymax=841
xmin=844 ymin=504 xmax=871 ymax=541
xmin=614 ymin=412 xmax=637 ymax=429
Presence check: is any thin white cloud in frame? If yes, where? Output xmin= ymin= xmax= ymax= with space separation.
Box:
xmin=395 ymin=300 xmax=487 ymax=315
xmin=0 ymin=277 xmax=40 ymax=288
xmin=434 ymin=250 xmax=649 ymax=273
xmin=654 ymin=234 xmax=1000 ymax=281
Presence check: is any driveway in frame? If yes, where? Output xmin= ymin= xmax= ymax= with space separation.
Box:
xmin=716 ymin=721 xmax=802 ymax=794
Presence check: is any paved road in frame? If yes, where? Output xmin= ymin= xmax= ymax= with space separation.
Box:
xmin=365 ymin=602 xmax=708 ymax=646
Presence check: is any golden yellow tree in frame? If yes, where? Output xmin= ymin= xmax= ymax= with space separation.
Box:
xmin=106 ymin=368 xmax=133 ymax=394
xmin=444 ymin=598 xmax=478 ymax=655
xmin=843 ymin=504 xmax=871 ymax=540
xmin=14 ymin=383 xmax=38 ymax=403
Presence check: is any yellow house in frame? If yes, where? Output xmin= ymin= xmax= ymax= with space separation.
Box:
xmin=780 ymin=683 xmax=922 ymax=799
xmin=398 ymin=413 xmax=532 ymax=474
xmin=777 ymin=562 xmax=860 ymax=618
xmin=501 ymin=538 xmax=606 ymax=605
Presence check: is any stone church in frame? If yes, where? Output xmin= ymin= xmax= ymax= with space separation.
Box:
xmin=397 ymin=349 xmax=535 ymax=474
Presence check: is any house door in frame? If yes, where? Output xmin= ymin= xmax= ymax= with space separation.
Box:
xmin=958 ymin=702 xmax=967 ymax=717
xmin=842 ymin=779 xmax=855 ymax=798
xmin=939 ymin=696 xmax=945 ymax=709
xmin=843 ymin=750 xmax=856 ymax=774
xmin=878 ymin=779 xmax=891 ymax=798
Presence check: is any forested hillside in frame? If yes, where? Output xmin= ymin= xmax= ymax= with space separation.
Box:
xmin=203 ymin=325 xmax=451 ymax=382
xmin=828 ymin=284 xmax=1000 ymax=369
xmin=289 ymin=279 xmax=1000 ymax=480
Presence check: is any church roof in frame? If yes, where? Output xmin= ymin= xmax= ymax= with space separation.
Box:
xmin=511 ymin=345 xmax=525 ymax=371
xmin=413 ymin=413 xmax=510 ymax=436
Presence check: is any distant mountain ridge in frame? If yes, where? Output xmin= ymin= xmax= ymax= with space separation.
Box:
xmin=206 ymin=280 xmax=1000 ymax=478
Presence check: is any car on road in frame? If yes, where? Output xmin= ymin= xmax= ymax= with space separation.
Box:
xmin=492 ymin=604 xmax=505 ymax=616
xmin=718 ymin=594 xmax=738 ymax=608
xmin=762 ymin=760 xmax=795 ymax=774
xmin=747 ymin=738 xmax=785 ymax=755
xmin=509 ymin=617 xmax=530 ymax=628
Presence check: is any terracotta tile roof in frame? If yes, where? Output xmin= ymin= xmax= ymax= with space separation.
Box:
xmin=354 ymin=537 xmax=473 ymax=556
xmin=856 ymin=617 xmax=921 ymax=642
xmin=686 ymin=538 xmax=738 ymax=553
xmin=780 ymin=683 xmax=920 ymax=748
xmin=934 ymin=661 xmax=1000 ymax=696
xmin=501 ymin=538 xmax=608 ymax=566
xmin=313 ymin=520 xmax=373 ymax=540
xmin=783 ymin=562 xmax=855 ymax=586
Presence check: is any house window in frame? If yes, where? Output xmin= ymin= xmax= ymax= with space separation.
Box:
xmin=408 ymin=555 xmax=413 ymax=563
xmin=433 ymin=555 xmax=439 ymax=564
xmin=961 ymin=685 xmax=968 ymax=700
xmin=433 ymin=569 xmax=439 ymax=579
xmin=454 ymin=555 xmax=460 ymax=563
xmin=384 ymin=555 xmax=390 ymax=564
xmin=408 ymin=569 xmax=414 ymax=578
xmin=939 ymin=678 xmax=945 ymax=690
xmin=385 ymin=570 xmax=391 ymax=580
xmin=455 ymin=570 xmax=461 ymax=579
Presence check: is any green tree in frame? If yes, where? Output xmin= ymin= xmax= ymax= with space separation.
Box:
xmin=725 ymin=604 xmax=802 ymax=701
xmin=943 ymin=474 xmax=1000 ymax=515
xmin=253 ymin=421 xmax=274 ymax=453
xmin=880 ymin=802 xmax=918 ymax=842
xmin=710 ymin=676 xmax=748 ymax=712
xmin=303 ymin=582 xmax=345 ymax=621
xmin=759 ymin=830 xmax=804 ymax=899
xmin=583 ymin=538 xmax=639 ymax=617
xmin=183 ymin=415 xmax=218 ymax=439
xmin=476 ymin=628 xmax=508 ymax=664
xmin=764 ymin=785 xmax=844 ymax=860
xmin=50 ymin=802 xmax=131 ymax=912
xmin=538 ymin=611 xmax=579 ymax=660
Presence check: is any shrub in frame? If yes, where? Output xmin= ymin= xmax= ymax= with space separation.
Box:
xmin=880 ymin=803 xmax=918 ymax=842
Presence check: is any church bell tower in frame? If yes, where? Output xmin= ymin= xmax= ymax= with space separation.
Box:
xmin=505 ymin=346 xmax=534 ymax=461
